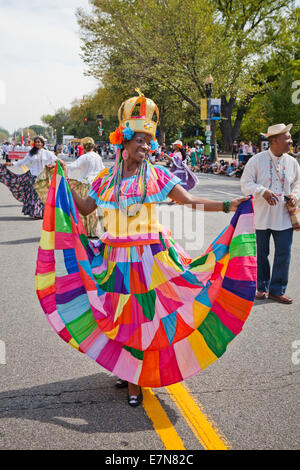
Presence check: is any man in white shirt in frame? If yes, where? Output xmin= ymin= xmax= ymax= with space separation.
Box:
xmin=241 ymin=123 xmax=300 ymax=304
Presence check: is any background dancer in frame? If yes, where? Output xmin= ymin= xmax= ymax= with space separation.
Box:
xmin=35 ymin=137 xmax=105 ymax=237
xmin=0 ymin=136 xmax=56 ymax=219
xmin=164 ymin=140 xmax=198 ymax=191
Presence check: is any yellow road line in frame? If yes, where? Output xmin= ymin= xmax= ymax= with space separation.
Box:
xmin=142 ymin=387 xmax=186 ymax=450
xmin=166 ymin=383 xmax=230 ymax=450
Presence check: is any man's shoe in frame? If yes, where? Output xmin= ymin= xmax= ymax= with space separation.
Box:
xmin=268 ymin=294 xmax=293 ymax=304
xmin=255 ymin=291 xmax=267 ymax=300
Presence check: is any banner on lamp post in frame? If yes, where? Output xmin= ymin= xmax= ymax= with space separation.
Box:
xmin=201 ymin=99 xmax=207 ymax=120
xmin=205 ymin=144 xmax=211 ymax=156
xmin=210 ymin=99 xmax=221 ymax=120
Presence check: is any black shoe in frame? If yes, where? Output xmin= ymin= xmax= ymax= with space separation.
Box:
xmin=115 ymin=379 xmax=128 ymax=389
xmin=128 ymin=392 xmax=143 ymax=407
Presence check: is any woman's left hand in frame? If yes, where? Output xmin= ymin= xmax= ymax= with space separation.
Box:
xmin=229 ymin=196 xmax=250 ymax=211
xmin=57 ymin=159 xmax=68 ymax=177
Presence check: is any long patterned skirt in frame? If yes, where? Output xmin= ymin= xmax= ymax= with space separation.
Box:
xmin=0 ymin=165 xmax=44 ymax=218
xmin=35 ymin=162 xmax=257 ymax=388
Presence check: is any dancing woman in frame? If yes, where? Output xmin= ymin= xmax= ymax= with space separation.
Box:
xmin=36 ymin=92 xmax=257 ymax=407
xmin=35 ymin=137 xmax=105 ymax=237
xmin=165 ymin=140 xmax=198 ymax=191
xmin=0 ymin=136 xmax=56 ymax=218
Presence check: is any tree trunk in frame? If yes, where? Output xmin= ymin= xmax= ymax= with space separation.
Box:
xmin=158 ymin=110 xmax=167 ymax=145
xmin=232 ymin=105 xmax=247 ymax=141
xmin=220 ymin=96 xmax=235 ymax=152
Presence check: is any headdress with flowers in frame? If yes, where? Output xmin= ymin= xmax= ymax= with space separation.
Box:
xmin=109 ymin=89 xmax=159 ymax=151
xmin=104 ymin=91 xmax=160 ymax=216
xmin=109 ymin=123 xmax=135 ymax=149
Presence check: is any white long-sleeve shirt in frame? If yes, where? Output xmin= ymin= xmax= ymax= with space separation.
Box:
xmin=241 ymin=149 xmax=300 ymax=230
xmin=13 ymin=148 xmax=57 ymax=176
xmin=67 ymin=151 xmax=105 ymax=184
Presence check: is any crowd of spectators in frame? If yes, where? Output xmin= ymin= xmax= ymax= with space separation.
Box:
xmin=187 ymin=156 xmax=246 ymax=178
xmin=3 ymin=138 xmax=299 ymax=181
xmin=149 ymin=143 xmax=247 ymax=178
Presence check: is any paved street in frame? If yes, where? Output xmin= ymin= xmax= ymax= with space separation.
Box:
xmin=0 ymin=161 xmax=299 ymax=450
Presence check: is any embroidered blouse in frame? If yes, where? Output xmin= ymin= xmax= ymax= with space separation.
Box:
xmin=68 ymin=151 xmax=105 ymax=184
xmin=88 ymin=162 xmax=180 ymax=246
xmin=13 ymin=148 xmax=57 ymax=176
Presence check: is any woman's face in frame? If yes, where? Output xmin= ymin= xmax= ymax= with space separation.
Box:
xmin=124 ymin=132 xmax=152 ymax=163
xmin=34 ymin=139 xmax=44 ymax=149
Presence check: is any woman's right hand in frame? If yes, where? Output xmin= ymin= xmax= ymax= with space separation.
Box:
xmin=262 ymin=189 xmax=279 ymax=206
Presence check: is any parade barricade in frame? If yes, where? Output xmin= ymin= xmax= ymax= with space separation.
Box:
xmin=8 ymin=151 xmax=27 ymax=160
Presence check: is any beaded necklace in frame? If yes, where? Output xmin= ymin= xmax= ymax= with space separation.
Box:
xmin=114 ymin=159 xmax=148 ymax=217
xmin=268 ymin=150 xmax=286 ymax=197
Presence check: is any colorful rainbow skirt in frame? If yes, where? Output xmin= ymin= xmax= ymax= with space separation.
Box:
xmin=35 ymin=163 xmax=257 ymax=387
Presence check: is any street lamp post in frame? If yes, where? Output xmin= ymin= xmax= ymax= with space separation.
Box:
xmin=204 ymin=75 xmax=213 ymax=160
xmin=62 ymin=126 xmax=64 ymax=148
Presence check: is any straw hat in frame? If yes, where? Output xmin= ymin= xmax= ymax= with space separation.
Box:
xmin=261 ymin=123 xmax=293 ymax=138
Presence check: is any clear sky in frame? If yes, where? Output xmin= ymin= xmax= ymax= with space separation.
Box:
xmin=0 ymin=0 xmax=99 ymax=134
xmin=1 ymin=0 xmax=299 ymax=135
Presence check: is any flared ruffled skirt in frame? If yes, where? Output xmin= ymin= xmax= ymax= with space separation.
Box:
xmin=170 ymin=160 xmax=198 ymax=191
xmin=35 ymin=163 xmax=257 ymax=387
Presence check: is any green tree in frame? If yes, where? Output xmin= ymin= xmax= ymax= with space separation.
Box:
xmin=28 ymin=125 xmax=50 ymax=139
xmin=77 ymin=0 xmax=227 ymax=146
xmin=76 ymin=0 xmax=297 ymax=149
xmin=0 ymin=127 xmax=10 ymax=143
xmin=41 ymin=108 xmax=70 ymax=144
xmin=239 ymin=5 xmax=300 ymax=147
